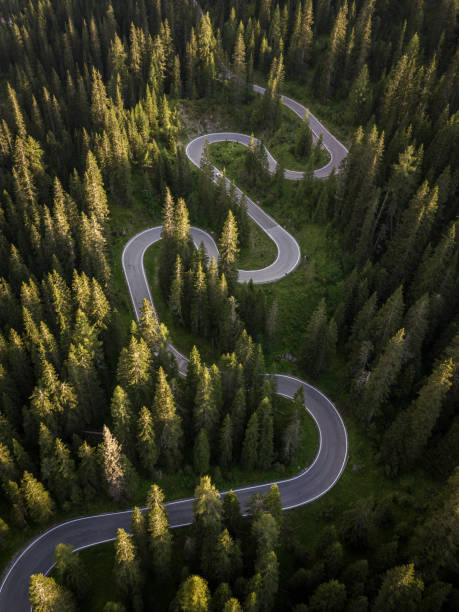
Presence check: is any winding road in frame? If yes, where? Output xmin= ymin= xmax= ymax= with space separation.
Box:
xmin=0 ymin=83 xmax=348 ymax=610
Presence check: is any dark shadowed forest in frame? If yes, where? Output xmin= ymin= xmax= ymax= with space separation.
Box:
xmin=0 ymin=0 xmax=457 ymax=610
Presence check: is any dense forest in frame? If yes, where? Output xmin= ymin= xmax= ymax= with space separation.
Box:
xmin=0 ymin=0 xmax=457 ymax=609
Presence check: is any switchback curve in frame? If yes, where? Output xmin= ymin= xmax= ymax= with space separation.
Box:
xmin=0 ymin=85 xmax=348 ymax=611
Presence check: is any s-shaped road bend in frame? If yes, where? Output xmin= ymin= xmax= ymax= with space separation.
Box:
xmin=0 ymin=87 xmax=348 ymax=611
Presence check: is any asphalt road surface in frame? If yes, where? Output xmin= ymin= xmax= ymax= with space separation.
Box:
xmin=0 ymin=82 xmax=348 ymax=611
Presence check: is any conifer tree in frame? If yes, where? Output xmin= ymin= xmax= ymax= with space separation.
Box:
xmin=213 ymin=528 xmax=242 ymax=583
xmin=169 ymin=255 xmax=184 ymax=323
xmin=146 ymin=484 xmax=172 ymax=578
xmin=114 ymin=528 xmax=143 ymax=611
xmin=255 ymin=550 xmax=279 ymax=611
xmin=110 ymin=386 xmax=134 ymax=455
xmin=302 ymin=298 xmax=330 ymax=376
xmin=264 ymin=484 xmax=283 ymax=526
xmin=409 ymin=467 xmax=459 ymax=580
xmin=185 ymin=346 xmax=202 ymax=414
xmin=381 ymin=359 xmax=453 ymax=474
xmin=84 ymin=151 xmax=109 ymax=229
xmin=174 ymin=575 xmax=210 ymax=612
xmin=309 ymin=579 xmax=347 ymax=612
xmin=252 ymin=512 xmax=280 ymax=557
xmin=257 ymin=397 xmax=274 ymax=468
xmin=194 ymin=429 xmax=210 ymax=475
xmin=21 ymin=471 xmax=54 ymax=524
xmin=102 ymin=425 xmax=125 ymax=501
xmin=232 ymin=28 xmax=246 ymax=102
xmin=47 ymin=439 xmax=79 ymax=507
xmin=130 ymin=506 xmax=147 ymax=563
xmin=320 ymin=1 xmax=348 ymax=100
xmin=152 ymin=367 xmax=182 ymax=470
xmin=219 ymin=211 xmax=239 ymax=292
xmin=137 ymin=406 xmax=158 ymax=475
xmin=193 ymin=475 xmax=223 ymax=578
xmin=282 ymin=387 xmax=304 ymax=463
xmin=117 ymin=334 xmax=152 ymax=408
xmin=374 ymin=564 xmax=423 ymax=612
xmin=348 ymin=65 xmax=371 ymax=126
xmin=171 ymin=55 xmax=182 ymax=98
xmin=29 ymin=574 xmax=76 ymax=612
xmin=359 ymin=329 xmax=406 ymax=422
xmin=219 ymin=414 xmax=233 ymax=469
xmin=55 ymin=543 xmax=91 ymax=601
xmin=139 ymin=299 xmax=165 ymax=354
xmin=223 ymin=490 xmax=242 ymax=535
xmin=190 ymin=262 xmax=208 ymax=336
xmin=241 ymin=412 xmax=258 ymax=470
xmin=194 ymin=366 xmax=218 ymax=439
xmin=296 ymin=113 xmax=313 ymax=159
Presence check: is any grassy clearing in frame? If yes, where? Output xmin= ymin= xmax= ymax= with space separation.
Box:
xmin=180 ymin=91 xmax=330 ymax=172
xmin=252 ymin=69 xmax=354 ymax=147
xmin=205 ymin=139 xmax=351 ymax=364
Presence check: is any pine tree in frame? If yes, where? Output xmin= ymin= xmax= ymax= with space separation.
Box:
xmin=219 ymin=211 xmax=239 ymax=292
xmin=241 ymin=412 xmax=258 ymax=470
xmin=84 ymin=151 xmax=109 ymax=229
xmin=184 ymin=345 xmax=202 ymax=415
xmin=110 ymin=386 xmax=134 ymax=455
xmin=194 ymin=429 xmax=210 ymax=475
xmin=194 ymin=366 xmax=218 ymax=439
xmin=102 ymin=425 xmax=125 ymax=501
xmin=381 ymin=359 xmax=453 ymax=474
xmin=130 ymin=506 xmax=147 ymax=563
xmin=302 ymin=298 xmax=329 ymax=376
xmin=20 ymin=471 xmax=54 ymax=524
xmin=223 ymin=490 xmax=242 ymax=535
xmin=171 ymin=55 xmax=182 ymax=98
xmin=139 ymin=299 xmax=165 ymax=354
xmin=213 ymin=528 xmax=242 ymax=583
xmin=55 ymin=543 xmax=91 ymax=601
xmin=257 ymin=397 xmax=274 ymax=469
xmin=232 ymin=28 xmax=246 ymax=102
xmin=255 ymin=550 xmax=279 ymax=611
xmin=190 ymin=261 xmax=208 ymax=336
xmin=47 ymin=439 xmax=80 ymax=507
xmin=320 ymin=1 xmax=348 ymax=100
xmin=409 ymin=467 xmax=459 ymax=581
xmin=152 ymin=367 xmax=182 ymax=470
xmin=309 ymin=579 xmax=347 ymax=612
xmin=114 ymin=528 xmax=143 ymax=611
xmin=174 ymin=575 xmax=210 ymax=612
xmin=174 ymin=197 xmax=194 ymax=266
xmin=159 ymin=187 xmax=177 ymax=298
xmin=374 ymin=565 xmax=423 ymax=612
xmin=296 ymin=113 xmax=313 ymax=159
xmin=169 ymin=255 xmax=184 ymax=323
xmin=264 ymin=484 xmax=283 ymax=526
xmin=282 ymin=386 xmax=304 ymax=464
xmin=146 ymin=484 xmax=172 ymax=578
xmin=29 ymin=574 xmax=76 ymax=612
xmin=359 ymin=329 xmax=406 ymax=422
xmin=219 ymin=414 xmax=233 ymax=469
xmin=193 ymin=475 xmax=223 ymax=577
xmin=223 ymin=599 xmax=242 ymax=612
xmin=117 ymin=334 xmax=152 ymax=408
xmin=137 ymin=406 xmax=158 ymax=475
xmin=348 ymin=65 xmax=371 ymax=126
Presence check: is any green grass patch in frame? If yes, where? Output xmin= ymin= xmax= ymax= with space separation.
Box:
xmin=180 ymin=93 xmax=329 ymax=173
xmin=204 ymin=139 xmax=352 ymax=365
xmin=252 ymin=69 xmax=354 ymax=147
